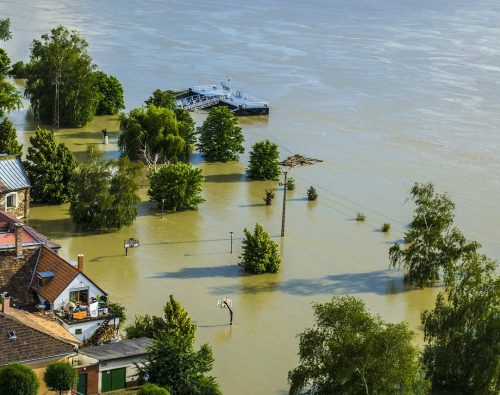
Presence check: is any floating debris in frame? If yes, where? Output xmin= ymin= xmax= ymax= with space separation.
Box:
xmin=280 ymin=154 xmax=323 ymax=168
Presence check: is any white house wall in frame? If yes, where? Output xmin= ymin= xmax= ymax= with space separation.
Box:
xmin=53 ymin=273 xmax=104 ymax=310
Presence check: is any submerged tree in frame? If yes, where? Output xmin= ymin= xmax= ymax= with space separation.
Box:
xmin=239 ymin=223 xmax=280 ymax=274
xmin=25 ymin=25 xmax=99 ymax=127
xmin=24 ymin=127 xmax=77 ymax=204
xmin=389 ymin=182 xmax=479 ymax=287
xmin=148 ymin=162 xmax=204 ymax=212
xmin=94 ymin=71 xmax=125 ymax=115
xmin=0 ymin=118 xmax=22 ymax=157
xmin=288 ymin=296 xmax=430 ymax=395
xmin=246 ymin=140 xmax=280 ymax=180
xmin=421 ymin=252 xmax=500 ymax=394
xmin=197 ymin=106 xmax=244 ymax=161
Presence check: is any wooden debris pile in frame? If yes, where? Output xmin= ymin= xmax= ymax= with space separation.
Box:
xmin=280 ymin=154 xmax=323 ymax=168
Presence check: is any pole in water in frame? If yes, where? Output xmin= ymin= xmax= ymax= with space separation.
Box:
xmin=218 ymin=297 xmax=233 ymax=325
xmin=224 ymin=300 xmax=233 ymax=325
xmin=230 ymin=231 xmax=233 ymax=254
xmin=281 ymin=171 xmax=288 ymax=237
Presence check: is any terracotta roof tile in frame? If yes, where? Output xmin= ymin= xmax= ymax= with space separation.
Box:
xmin=0 ymin=313 xmax=76 ymax=366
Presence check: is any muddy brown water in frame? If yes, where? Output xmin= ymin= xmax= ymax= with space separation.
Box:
xmin=3 ymin=1 xmax=500 ymax=393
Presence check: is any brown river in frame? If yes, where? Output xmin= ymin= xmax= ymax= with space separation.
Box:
xmin=3 ymin=1 xmax=500 ymax=393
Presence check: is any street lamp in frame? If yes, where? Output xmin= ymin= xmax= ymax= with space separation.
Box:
xmin=230 ymin=231 xmax=234 ymax=254
xmin=161 ymin=198 xmax=165 ymax=219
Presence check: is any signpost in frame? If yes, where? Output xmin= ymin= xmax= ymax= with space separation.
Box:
xmin=124 ymin=238 xmax=139 ymax=256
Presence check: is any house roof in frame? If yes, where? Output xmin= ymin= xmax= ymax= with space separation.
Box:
xmin=0 ymin=248 xmax=40 ymax=307
xmin=0 ymin=156 xmax=30 ymax=193
xmin=4 ymin=308 xmax=81 ymax=346
xmin=0 ymin=312 xmax=76 ymax=366
xmin=79 ymin=337 xmax=151 ymax=362
xmin=32 ymin=246 xmax=107 ymax=303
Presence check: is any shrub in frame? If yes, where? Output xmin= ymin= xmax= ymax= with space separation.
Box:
xmin=286 ymin=177 xmax=295 ymax=191
xmin=138 ymin=383 xmax=170 ymax=395
xmin=307 ymin=186 xmax=318 ymax=201
xmin=356 ymin=212 xmax=366 ymax=221
xmin=44 ymin=362 xmax=77 ymax=395
xmin=246 ymin=140 xmax=280 ymax=180
xmin=263 ymin=190 xmax=275 ymax=205
xmin=0 ymin=363 xmax=39 ymax=395
xmin=239 ymin=223 xmax=280 ymax=274
xmin=381 ymin=223 xmax=391 ymax=232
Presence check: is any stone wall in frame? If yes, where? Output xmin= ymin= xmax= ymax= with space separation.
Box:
xmin=0 ymin=188 xmax=30 ymax=219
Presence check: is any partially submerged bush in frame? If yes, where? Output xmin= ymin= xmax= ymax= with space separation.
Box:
xmin=356 ymin=212 xmax=366 ymax=221
xmin=381 ymin=223 xmax=391 ymax=232
xmin=307 ymin=186 xmax=318 ymax=201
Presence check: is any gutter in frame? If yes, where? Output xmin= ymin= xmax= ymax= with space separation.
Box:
xmin=0 ymin=351 xmax=77 ymax=367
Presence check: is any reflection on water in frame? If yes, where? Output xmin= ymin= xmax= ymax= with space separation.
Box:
xmin=4 ymin=1 xmax=500 ymax=393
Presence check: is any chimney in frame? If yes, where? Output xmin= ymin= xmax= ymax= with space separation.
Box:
xmin=14 ymin=223 xmax=23 ymax=258
xmin=1 ymin=293 xmax=11 ymax=314
xmin=77 ymin=254 xmax=84 ymax=272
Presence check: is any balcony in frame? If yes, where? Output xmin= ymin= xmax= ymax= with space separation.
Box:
xmin=54 ymin=302 xmax=115 ymax=325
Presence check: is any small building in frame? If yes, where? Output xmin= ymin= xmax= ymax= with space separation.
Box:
xmin=75 ymin=337 xmax=151 ymax=394
xmin=0 ymin=155 xmax=31 ymax=219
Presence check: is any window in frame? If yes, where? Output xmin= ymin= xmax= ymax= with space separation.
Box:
xmin=75 ymin=328 xmax=83 ymax=335
xmin=5 ymin=192 xmax=17 ymax=209
xmin=69 ymin=289 xmax=89 ymax=305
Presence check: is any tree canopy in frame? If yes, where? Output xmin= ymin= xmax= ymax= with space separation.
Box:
xmin=43 ymin=362 xmax=77 ymax=395
xmin=145 ymin=89 xmax=177 ymax=110
xmin=239 ymin=223 xmax=281 ymax=274
xmin=246 ymin=140 xmax=281 ymax=180
xmin=94 ymin=71 xmax=125 ymax=115
xmin=119 ymin=105 xmax=195 ymax=162
xmin=70 ymin=146 xmax=142 ymax=230
xmin=288 ymin=296 xmax=430 ymax=395
xmin=24 ymin=127 xmax=77 ymax=204
xmin=25 ymin=25 xmax=98 ymax=127
xmin=138 ymin=384 xmax=171 ymax=395
xmin=0 ymin=18 xmax=12 ymax=41
xmin=421 ymin=252 xmax=500 ymax=394
xmin=0 ymin=46 xmax=22 ymax=118
xmin=197 ymin=106 xmax=244 ymax=161
xmin=0 ymin=118 xmax=22 ymax=157
xmin=148 ymin=162 xmax=204 ymax=211
xmin=0 ymin=363 xmax=39 ymax=395
xmin=389 ymin=182 xmax=479 ymax=287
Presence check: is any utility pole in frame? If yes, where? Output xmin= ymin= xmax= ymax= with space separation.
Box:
xmin=53 ymin=71 xmax=61 ymax=130
xmin=280 ymin=171 xmax=288 ymax=237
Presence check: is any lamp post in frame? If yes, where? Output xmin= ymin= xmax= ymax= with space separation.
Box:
xmin=279 ymin=171 xmax=288 ymax=237
xmin=230 ymin=231 xmax=233 ymax=254
xmin=161 ymin=198 xmax=165 ymax=219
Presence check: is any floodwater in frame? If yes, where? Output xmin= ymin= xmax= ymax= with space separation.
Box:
xmin=3 ymin=1 xmax=500 ymax=394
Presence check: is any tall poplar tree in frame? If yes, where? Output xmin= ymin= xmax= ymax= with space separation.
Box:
xmin=0 ymin=118 xmax=22 ymax=157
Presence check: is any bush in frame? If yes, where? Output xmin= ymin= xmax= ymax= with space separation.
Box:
xmin=286 ymin=177 xmax=295 ymax=191
xmin=356 ymin=212 xmax=366 ymax=221
xmin=381 ymin=223 xmax=391 ymax=232
xmin=307 ymin=186 xmax=318 ymax=201
xmin=246 ymin=140 xmax=281 ymax=180
xmin=148 ymin=162 xmax=204 ymax=211
xmin=9 ymin=60 xmax=27 ymax=78
xmin=239 ymin=223 xmax=280 ymax=274
xmin=44 ymin=362 xmax=77 ymax=394
xmin=138 ymin=383 xmax=170 ymax=395
xmin=0 ymin=363 xmax=39 ymax=395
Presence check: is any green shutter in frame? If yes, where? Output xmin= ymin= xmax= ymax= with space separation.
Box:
xmin=101 ymin=370 xmax=112 ymax=392
xmin=77 ymin=373 xmax=87 ymax=395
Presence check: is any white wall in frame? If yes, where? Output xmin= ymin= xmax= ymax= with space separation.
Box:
xmin=53 ymin=273 xmax=104 ymax=310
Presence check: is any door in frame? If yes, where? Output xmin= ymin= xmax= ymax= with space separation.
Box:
xmin=101 ymin=368 xmax=126 ymax=392
xmin=77 ymin=373 xmax=87 ymax=395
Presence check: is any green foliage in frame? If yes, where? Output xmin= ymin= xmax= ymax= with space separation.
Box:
xmin=197 ymin=106 xmax=244 ymax=161
xmin=108 ymin=301 xmax=126 ymax=328
xmin=307 ymin=186 xmax=318 ymax=201
xmin=356 ymin=212 xmax=366 ymax=221
xmin=0 ymin=18 xmax=11 ymax=41
xmin=148 ymin=162 xmax=204 ymax=211
xmin=246 ymin=140 xmax=281 ymax=180
xmin=70 ymin=146 xmax=141 ymax=230
xmin=286 ymin=176 xmax=295 ymax=191
xmin=421 ymin=252 xmax=500 ymax=394
xmin=0 ymin=118 xmax=22 ymax=157
xmin=25 ymin=25 xmax=99 ymax=127
xmin=0 ymin=363 xmax=39 ymax=395
xmin=288 ymin=296 xmax=430 ymax=395
xmin=9 ymin=61 xmax=27 ymax=78
xmin=381 ymin=223 xmax=391 ymax=232
xmin=0 ymin=48 xmax=22 ymax=118
xmin=119 ymin=105 xmax=194 ymax=162
xmin=138 ymin=383 xmax=171 ymax=395
xmin=263 ymin=190 xmax=275 ymax=205
xmin=139 ymin=333 xmax=221 ymax=395
xmin=239 ymin=223 xmax=280 ymax=274
xmin=126 ymin=295 xmax=197 ymax=343
xmin=43 ymin=362 xmax=77 ymax=394
xmin=94 ymin=71 xmax=125 ymax=115
xmin=24 ymin=127 xmax=76 ymax=204
xmin=389 ymin=182 xmax=480 ymax=287
xmin=145 ymin=89 xmax=177 ymax=111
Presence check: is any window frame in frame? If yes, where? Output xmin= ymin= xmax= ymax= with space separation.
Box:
xmin=5 ymin=192 xmax=17 ymax=210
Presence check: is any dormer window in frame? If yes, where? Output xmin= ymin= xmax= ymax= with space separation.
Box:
xmin=37 ymin=271 xmax=55 ymax=288
xmin=5 ymin=192 xmax=17 ymax=209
